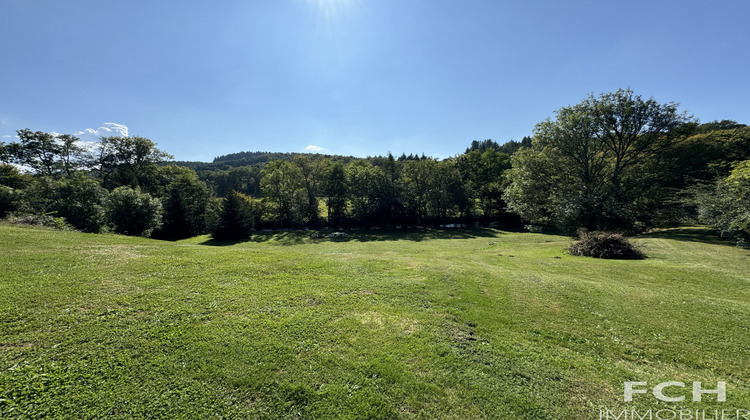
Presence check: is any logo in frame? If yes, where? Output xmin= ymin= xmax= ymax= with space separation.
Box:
xmin=597 ymin=381 xmax=750 ymax=420
xmin=624 ymin=382 xmax=726 ymax=402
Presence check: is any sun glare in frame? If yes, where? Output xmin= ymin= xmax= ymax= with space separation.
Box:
xmin=307 ymin=0 xmax=354 ymax=21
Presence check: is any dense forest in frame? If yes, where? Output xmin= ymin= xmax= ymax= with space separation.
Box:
xmin=1 ymin=89 xmax=749 ymax=246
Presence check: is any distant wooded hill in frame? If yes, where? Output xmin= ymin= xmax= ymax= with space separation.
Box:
xmin=171 ymin=137 xmax=534 ymax=170
xmin=173 ymin=152 xmax=357 ymax=171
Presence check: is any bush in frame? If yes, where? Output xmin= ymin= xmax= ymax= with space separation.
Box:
xmin=50 ymin=174 xmax=108 ymax=233
xmin=0 ymin=185 xmax=19 ymax=218
xmin=105 ymin=186 xmax=162 ymax=236
xmin=568 ymin=229 xmax=645 ymax=259
xmin=4 ymin=214 xmax=75 ymax=230
xmin=16 ymin=177 xmax=56 ymax=215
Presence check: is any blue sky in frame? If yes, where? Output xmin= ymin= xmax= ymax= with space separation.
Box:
xmin=1 ymin=0 xmax=748 ymax=161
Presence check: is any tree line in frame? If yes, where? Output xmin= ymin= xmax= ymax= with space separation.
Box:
xmin=0 ymin=129 xmax=515 ymax=239
xmin=1 ymin=89 xmax=749 ymax=246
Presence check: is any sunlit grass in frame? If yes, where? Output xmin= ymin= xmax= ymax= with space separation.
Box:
xmin=1 ymin=224 xmax=748 ymax=418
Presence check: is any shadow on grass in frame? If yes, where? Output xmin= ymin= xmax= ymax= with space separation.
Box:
xmin=639 ymin=226 xmax=736 ymax=247
xmin=198 ymin=237 xmax=257 ymax=247
xmin=199 ymin=227 xmax=501 ymax=246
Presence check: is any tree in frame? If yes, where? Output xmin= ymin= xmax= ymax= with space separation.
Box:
xmin=94 ymin=136 xmax=172 ymax=191
xmin=369 ymin=153 xmax=406 ymax=226
xmin=346 ymin=155 xmax=407 ymax=227
xmin=14 ymin=129 xmax=62 ymax=177
xmin=0 ymin=142 xmax=20 ymax=164
xmin=2 ymin=130 xmax=88 ymax=178
xmin=722 ymin=160 xmax=750 ymax=245
xmin=199 ymin=166 xmax=262 ymax=198
xmin=455 ymin=149 xmax=511 ymax=219
xmin=347 ymin=160 xmax=379 ymax=227
xmin=429 ymin=160 xmax=471 ymax=222
xmin=105 ymin=186 xmax=162 ymax=236
xmin=403 ymin=159 xmax=436 ymax=223
xmin=50 ymin=173 xmax=108 ymax=232
xmin=211 ymin=190 xmax=256 ymax=240
xmin=57 ymin=134 xmax=85 ymax=176
xmin=505 ymin=89 xmax=695 ymax=232
xmin=260 ymin=160 xmax=308 ymax=228
xmin=465 ymin=139 xmax=501 ymax=154
xmin=16 ymin=177 xmax=58 ymax=215
xmin=322 ymin=160 xmax=348 ymax=227
xmin=155 ymin=167 xmax=212 ymax=239
xmin=639 ymin=125 xmax=750 ymax=225
xmin=594 ymin=90 xmax=694 ymax=197
xmin=498 ymin=137 xmax=532 ymax=155
xmin=225 ymin=166 xmax=261 ymax=197
xmin=696 ymin=120 xmax=746 ymax=133
xmin=660 ymin=126 xmax=750 ymax=184
xmin=0 ymin=164 xmax=30 ymax=189
xmin=502 ymin=147 xmax=560 ymax=226
xmin=0 ymin=164 xmax=28 ymax=219
xmin=696 ymin=160 xmax=750 ymax=248
xmin=476 ymin=149 xmax=511 ymax=219
xmin=0 ymin=186 xmax=18 ymax=218
xmin=293 ymin=156 xmax=323 ymax=227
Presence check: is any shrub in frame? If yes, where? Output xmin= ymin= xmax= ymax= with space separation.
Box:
xmin=16 ymin=177 xmax=57 ymax=215
xmin=50 ymin=174 xmax=108 ymax=233
xmin=4 ymin=214 xmax=75 ymax=230
xmin=0 ymin=185 xmax=18 ymax=218
xmin=568 ymin=229 xmax=645 ymax=259
xmin=105 ymin=186 xmax=162 ymax=236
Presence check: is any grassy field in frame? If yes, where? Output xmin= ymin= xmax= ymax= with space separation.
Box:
xmin=0 ymin=224 xmax=748 ymax=419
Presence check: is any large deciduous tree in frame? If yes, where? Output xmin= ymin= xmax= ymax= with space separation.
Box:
xmin=14 ymin=129 xmax=62 ymax=177
xmin=455 ymin=148 xmax=511 ymax=220
xmin=293 ymin=155 xmax=323 ymax=228
xmin=403 ymin=159 xmax=436 ymax=223
xmin=260 ymin=160 xmax=308 ymax=228
xmin=505 ymin=89 xmax=695 ymax=232
xmin=3 ymin=130 xmax=87 ymax=178
xmin=94 ymin=136 xmax=173 ymax=191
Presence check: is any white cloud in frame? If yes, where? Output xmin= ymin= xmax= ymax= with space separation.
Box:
xmin=74 ymin=122 xmax=129 ymax=142
xmin=0 ymin=118 xmax=8 ymax=125
xmin=304 ymin=145 xmax=324 ymax=152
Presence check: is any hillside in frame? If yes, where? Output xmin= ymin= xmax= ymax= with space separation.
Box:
xmin=1 ymin=225 xmax=748 ymax=418
xmin=171 ymin=151 xmax=361 ymax=171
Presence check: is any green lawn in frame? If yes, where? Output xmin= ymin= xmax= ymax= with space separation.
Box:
xmin=1 ymin=224 xmax=748 ymax=419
